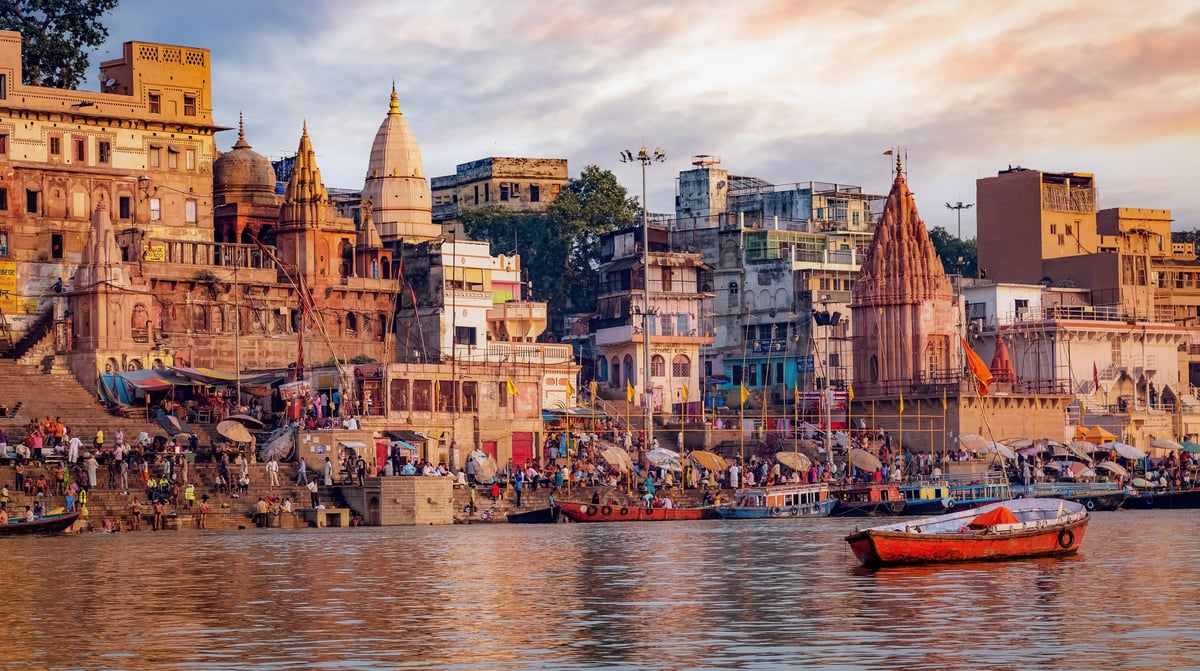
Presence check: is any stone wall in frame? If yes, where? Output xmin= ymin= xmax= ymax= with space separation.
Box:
xmin=345 ymin=476 xmax=455 ymax=525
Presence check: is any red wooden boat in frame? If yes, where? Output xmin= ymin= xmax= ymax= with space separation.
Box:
xmin=558 ymin=500 xmax=717 ymax=522
xmin=845 ymin=498 xmax=1088 ymax=568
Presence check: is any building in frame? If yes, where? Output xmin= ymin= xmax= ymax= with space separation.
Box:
xmin=361 ymin=87 xmax=437 ymax=243
xmin=591 ymin=225 xmax=713 ymax=423
xmin=430 ymin=156 xmax=567 ymax=226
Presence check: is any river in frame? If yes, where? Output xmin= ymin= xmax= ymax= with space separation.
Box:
xmin=1 ymin=509 xmax=1197 ymax=670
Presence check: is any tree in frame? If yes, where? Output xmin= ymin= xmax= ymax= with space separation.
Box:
xmin=1172 ymin=228 xmax=1200 ymax=249
xmin=0 ymin=0 xmax=120 ymax=88
xmin=928 ymin=226 xmax=978 ymax=278
xmin=460 ymin=165 xmax=638 ymax=337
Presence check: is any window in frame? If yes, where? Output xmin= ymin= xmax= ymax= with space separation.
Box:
xmin=185 ymin=199 xmax=197 ymax=223
xmin=185 ymin=149 xmax=196 ymax=171
xmin=390 ymin=379 xmax=409 ymax=412
xmin=119 ymin=196 xmax=131 ymax=219
xmin=498 ymin=381 xmax=508 ymax=408
xmin=149 ymin=197 xmax=161 ymax=221
xmin=25 ymin=189 xmax=39 ymax=214
xmin=484 ymin=183 xmax=490 ymax=202
xmin=149 ymin=145 xmax=160 ymax=168
xmin=49 ymin=136 xmax=60 ymax=156
xmin=660 ymin=314 xmax=672 ymax=336
xmin=183 ymin=94 xmax=196 ymax=116
xmin=677 ymin=314 xmax=690 ymax=335
xmin=1049 ymin=224 xmax=1057 ymax=234
xmin=672 ymin=354 xmax=691 ymax=378
xmin=651 ymin=355 xmax=665 ymax=377
xmin=51 ymin=233 xmax=63 ymax=259
xmin=732 ymin=364 xmax=743 ymax=385
xmin=148 ymin=92 xmax=161 ymax=113
xmin=661 ymin=266 xmax=673 ymax=292
xmin=413 ymin=380 xmax=433 ymax=411
xmin=98 ymin=141 xmax=111 ymax=164
xmin=0 ymin=133 xmax=7 ymax=155
xmin=530 ymin=184 xmax=540 ymax=202
xmin=0 ymin=187 xmax=7 ymax=211
xmin=75 ymin=138 xmax=86 ymax=163
xmin=0 ymin=74 xmax=6 ymax=99
xmin=167 ymin=148 xmax=178 ymax=169
xmin=499 ymin=183 xmax=510 ymax=201
xmin=455 ymin=325 xmax=476 ymax=346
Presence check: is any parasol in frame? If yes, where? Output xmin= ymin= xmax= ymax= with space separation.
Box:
xmin=155 ymin=414 xmax=189 ymax=436
xmin=216 ymin=420 xmax=254 ymax=444
xmin=1004 ymin=438 xmax=1034 ymax=448
xmin=687 ymin=450 xmax=728 ymax=473
xmin=257 ymin=426 xmax=295 ymax=462
xmin=224 ymin=413 xmax=266 ymax=429
xmin=598 ymin=445 xmax=633 ymax=473
xmin=1150 ymin=438 xmax=1184 ymax=451
xmin=848 ymin=448 xmax=882 ymax=472
xmin=1100 ymin=441 xmax=1146 ymax=460
xmin=775 ymin=451 xmax=812 ymax=473
xmin=645 ymin=447 xmax=681 ymax=465
xmin=1182 ymin=441 xmax=1200 ymax=454
xmin=1067 ymin=461 xmax=1096 ymax=478
xmin=958 ymin=434 xmax=990 ymax=453
xmin=1095 ymin=461 xmax=1129 ymax=478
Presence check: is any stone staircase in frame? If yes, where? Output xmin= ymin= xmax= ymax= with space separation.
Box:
xmin=0 ymin=358 xmax=164 ymax=446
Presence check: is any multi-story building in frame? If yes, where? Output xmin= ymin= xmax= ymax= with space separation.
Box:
xmin=430 ymin=156 xmax=567 ymax=226
xmin=591 ymin=225 xmax=713 ymax=419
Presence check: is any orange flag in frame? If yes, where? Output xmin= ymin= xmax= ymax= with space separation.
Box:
xmin=960 ymin=335 xmax=995 ymax=395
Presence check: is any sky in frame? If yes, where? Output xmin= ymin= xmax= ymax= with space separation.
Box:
xmin=86 ymin=0 xmax=1200 ymax=237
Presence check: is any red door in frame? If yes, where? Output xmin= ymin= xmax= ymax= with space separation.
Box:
xmin=481 ymin=441 xmax=498 ymax=458
xmin=512 ymin=432 xmax=534 ymax=467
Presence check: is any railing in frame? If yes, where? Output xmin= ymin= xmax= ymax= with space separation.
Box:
xmin=141 ymin=239 xmax=278 ymax=269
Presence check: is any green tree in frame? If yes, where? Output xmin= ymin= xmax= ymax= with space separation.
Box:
xmin=928 ymin=226 xmax=978 ymax=277
xmin=460 ymin=165 xmax=638 ymax=336
xmin=1172 ymin=228 xmax=1200 ymax=249
xmin=0 ymin=0 xmax=120 ymax=88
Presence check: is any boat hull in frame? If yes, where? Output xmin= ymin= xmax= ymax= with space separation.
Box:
xmin=506 ymin=506 xmax=561 ymax=524
xmin=2 ymin=512 xmax=81 ymax=536
xmin=1121 ymin=487 xmax=1200 ymax=509
xmin=845 ymin=498 xmax=1089 ymax=568
xmin=715 ymin=500 xmax=837 ymax=519
xmin=558 ymin=501 xmax=716 ymax=522
xmin=832 ymin=500 xmax=907 ymax=517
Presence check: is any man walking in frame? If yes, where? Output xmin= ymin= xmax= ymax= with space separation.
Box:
xmin=266 ymin=458 xmax=280 ymax=487
xmin=296 ymin=457 xmax=308 ymax=485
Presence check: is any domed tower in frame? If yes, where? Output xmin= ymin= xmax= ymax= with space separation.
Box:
xmin=850 ymin=157 xmax=958 ymax=396
xmin=362 ymin=85 xmax=435 ymax=243
xmin=213 ymin=113 xmax=280 ymax=244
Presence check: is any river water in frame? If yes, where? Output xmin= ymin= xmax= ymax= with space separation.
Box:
xmin=1 ymin=509 xmax=1197 ymax=671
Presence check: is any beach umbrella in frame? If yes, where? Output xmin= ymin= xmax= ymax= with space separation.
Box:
xmin=598 ymin=445 xmax=633 ymax=473
xmin=645 ymin=447 xmax=680 ymax=465
xmin=1150 ymin=438 xmax=1184 ymax=451
xmin=1067 ymin=462 xmax=1096 ymax=478
xmin=775 ymin=451 xmax=812 ymax=473
xmin=1005 ymin=438 xmax=1034 ymax=448
xmin=216 ymin=420 xmax=253 ymax=444
xmin=1182 ymin=442 xmax=1200 ymax=454
xmin=224 ymin=413 xmax=266 ymax=429
xmin=849 ymin=448 xmax=882 ymax=472
xmin=985 ymin=442 xmax=1017 ymax=460
xmin=958 ymin=434 xmax=989 ymax=452
xmin=688 ymin=450 xmax=728 ymax=473
xmin=1101 ymin=441 xmax=1146 ymax=460
xmin=1095 ymin=461 xmax=1129 ymax=478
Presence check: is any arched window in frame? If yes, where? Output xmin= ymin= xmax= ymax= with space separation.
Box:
xmin=672 ymin=354 xmax=691 ymax=378
xmin=597 ymin=356 xmax=609 ymax=382
xmin=624 ymin=354 xmax=636 ymax=386
xmin=651 ymin=355 xmax=666 ymax=377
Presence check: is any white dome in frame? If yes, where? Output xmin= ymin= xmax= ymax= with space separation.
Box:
xmin=362 ymin=86 xmax=435 ymax=242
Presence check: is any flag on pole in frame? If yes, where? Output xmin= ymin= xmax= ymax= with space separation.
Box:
xmin=681 ymin=382 xmax=689 ymax=402
xmin=506 ymin=377 xmax=519 ymax=397
xmin=626 ymin=379 xmax=636 ymax=403
xmin=899 ymin=392 xmax=905 ymax=414
xmin=959 ymin=335 xmax=995 ymax=396
xmin=740 ymin=383 xmax=751 ymax=406
xmin=941 ymin=387 xmax=947 ymax=410
xmin=883 ymin=149 xmax=894 ymax=156
xmin=566 ymin=378 xmax=575 ymax=396
xmin=847 ymin=383 xmax=855 ymax=402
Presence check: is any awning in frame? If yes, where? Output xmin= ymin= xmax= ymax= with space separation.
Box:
xmin=117 ymin=369 xmax=193 ymax=391
xmin=171 ymin=366 xmax=283 ymax=387
xmin=338 ymin=441 xmax=368 ymax=449
xmin=384 ymin=430 xmax=427 ymax=443
xmin=388 ymin=440 xmax=419 ymax=452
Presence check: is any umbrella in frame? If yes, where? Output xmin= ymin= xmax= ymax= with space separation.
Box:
xmin=1095 ymin=461 xmax=1129 ymax=478
xmin=1067 ymin=462 xmax=1096 ymax=478
xmin=1004 ymin=438 xmax=1034 ymax=448
xmin=645 ymin=447 xmax=681 ymax=466
xmin=216 ymin=420 xmax=253 ymax=444
xmin=982 ymin=442 xmax=1017 ymax=460
xmin=688 ymin=450 xmax=728 ymax=473
xmin=155 ymin=414 xmax=187 ymax=436
xmin=1150 ymin=438 xmax=1184 ymax=451
xmin=848 ymin=448 xmax=882 ymax=472
xmin=775 ymin=451 xmax=812 ymax=473
xmin=1101 ymin=441 xmax=1146 ymax=460
xmin=959 ymin=434 xmax=990 ymax=452
xmin=1084 ymin=426 xmax=1117 ymax=443
xmin=1182 ymin=442 xmax=1200 ymax=454
xmin=224 ymin=413 xmax=266 ymax=429
xmin=598 ymin=445 xmax=633 ymax=473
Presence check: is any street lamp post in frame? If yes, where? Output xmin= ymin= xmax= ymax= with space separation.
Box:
xmin=621 ymin=146 xmax=666 ymax=452
xmin=945 ymin=201 xmax=974 ymax=240
xmin=813 ymin=295 xmax=842 ymax=466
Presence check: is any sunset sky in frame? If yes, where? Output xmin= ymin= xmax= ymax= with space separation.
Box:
xmin=90 ymin=0 xmax=1200 ymax=236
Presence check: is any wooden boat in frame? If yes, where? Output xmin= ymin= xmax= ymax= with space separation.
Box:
xmin=558 ymin=500 xmax=717 ymax=522
xmin=715 ymin=482 xmax=836 ymax=519
xmin=1120 ymin=486 xmax=1200 ymax=509
xmin=2 ymin=511 xmax=81 ymax=536
xmin=845 ymin=498 xmax=1088 ymax=568
xmin=901 ymin=472 xmax=1013 ymax=516
xmin=1013 ymin=482 xmax=1127 ymax=511
xmin=506 ymin=506 xmax=561 ymax=524
xmin=831 ymin=482 xmax=906 ymax=516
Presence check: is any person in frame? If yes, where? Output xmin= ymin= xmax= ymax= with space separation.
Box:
xmin=129 ymin=499 xmax=142 ymax=530
xmin=67 ymin=433 xmax=81 ymax=464
xmin=660 ymin=494 xmax=674 ymax=509
xmin=255 ymin=497 xmax=269 ymax=527
xmin=296 ymin=457 xmax=308 ymax=485
xmin=152 ymin=499 xmax=164 ymax=531
xmin=281 ymin=497 xmax=292 ymax=514
xmin=94 ymin=428 xmax=104 ymax=453
xmin=0 ymin=505 xmax=7 ymax=525
xmin=184 ymin=483 xmax=196 ymax=509
xmin=197 ymin=495 xmax=209 ymax=529
xmin=513 ymin=469 xmax=524 ymax=507
xmin=266 ymin=458 xmax=280 ymax=487
xmin=324 ymin=457 xmax=334 ymax=486
xmin=355 ymin=456 xmax=366 ymax=486
xmin=466 ymin=457 xmax=477 ymax=485
xmin=490 ymin=480 xmax=500 ymax=501
xmin=345 ymin=415 xmax=360 ymax=430
xmin=307 ymin=479 xmax=319 ymax=508
xmin=24 ymin=505 xmax=35 ymax=522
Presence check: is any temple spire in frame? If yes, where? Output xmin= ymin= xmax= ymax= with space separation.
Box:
xmin=233 ymin=111 xmax=251 ymax=149
xmin=389 ymin=82 xmax=401 ymax=116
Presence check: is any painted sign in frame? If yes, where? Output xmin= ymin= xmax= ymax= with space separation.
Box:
xmin=143 ymin=243 xmax=166 ymax=262
xmin=0 ymin=261 xmax=16 ymax=313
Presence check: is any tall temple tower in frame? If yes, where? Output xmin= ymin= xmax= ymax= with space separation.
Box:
xmin=362 ymin=86 xmax=436 ymax=243
xmin=851 ymin=158 xmax=958 ymax=396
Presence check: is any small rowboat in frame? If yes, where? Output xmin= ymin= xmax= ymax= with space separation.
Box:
xmin=558 ymin=500 xmax=717 ymax=522
xmin=845 ymin=498 xmax=1088 ymax=568
xmin=1 ymin=511 xmax=81 ymax=537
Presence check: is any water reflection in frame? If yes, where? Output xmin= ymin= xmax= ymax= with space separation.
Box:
xmin=0 ymin=511 xmax=1196 ymax=670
